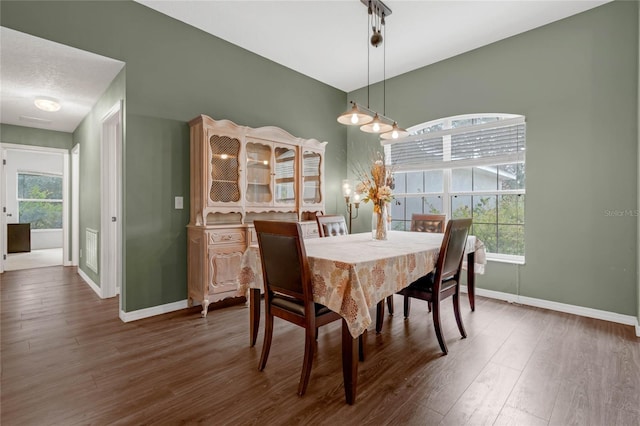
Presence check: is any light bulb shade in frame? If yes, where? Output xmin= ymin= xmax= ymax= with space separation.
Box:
xmin=380 ymin=122 xmax=410 ymax=140
xmin=34 ymin=97 xmax=61 ymax=112
xmin=337 ymin=103 xmax=373 ymax=126
xmin=360 ymin=114 xmax=393 ymax=134
xmin=342 ymin=179 xmax=352 ymax=198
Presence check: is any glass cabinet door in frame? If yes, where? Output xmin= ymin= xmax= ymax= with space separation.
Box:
xmin=302 ymin=150 xmax=322 ymax=204
xmin=209 ymin=135 xmax=241 ymax=203
xmin=274 ymin=146 xmax=296 ymax=204
xmin=245 ymin=142 xmax=272 ymax=203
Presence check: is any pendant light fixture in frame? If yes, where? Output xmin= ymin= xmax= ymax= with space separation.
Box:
xmin=337 ymin=0 xmax=408 ymax=139
xmin=337 ymin=101 xmax=373 ymax=126
xmin=380 ymin=122 xmax=409 ymax=140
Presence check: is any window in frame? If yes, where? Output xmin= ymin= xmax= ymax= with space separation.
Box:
xmin=17 ymin=172 xmax=63 ymax=229
xmin=384 ymin=114 xmax=525 ymax=261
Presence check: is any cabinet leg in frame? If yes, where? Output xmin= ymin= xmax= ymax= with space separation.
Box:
xmin=201 ymin=299 xmax=210 ymax=318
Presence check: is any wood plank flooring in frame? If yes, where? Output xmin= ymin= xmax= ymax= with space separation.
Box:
xmin=1 ymin=266 xmax=639 ymax=425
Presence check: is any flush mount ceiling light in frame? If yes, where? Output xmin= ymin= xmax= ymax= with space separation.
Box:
xmin=336 ymin=0 xmax=409 ymax=139
xmin=34 ymin=97 xmax=61 ymax=112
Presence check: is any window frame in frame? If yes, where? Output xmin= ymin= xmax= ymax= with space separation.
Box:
xmin=384 ymin=114 xmax=525 ymax=263
xmin=16 ymin=171 xmax=64 ymax=230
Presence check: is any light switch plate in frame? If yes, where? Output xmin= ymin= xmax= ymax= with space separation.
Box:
xmin=175 ymin=196 xmax=183 ymax=209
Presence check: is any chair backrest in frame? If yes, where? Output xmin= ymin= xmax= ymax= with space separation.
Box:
xmin=411 ymin=214 xmax=446 ymax=233
xmin=254 ymin=220 xmax=312 ymax=302
xmin=435 ymin=218 xmax=472 ymax=283
xmin=316 ymin=214 xmax=348 ymax=237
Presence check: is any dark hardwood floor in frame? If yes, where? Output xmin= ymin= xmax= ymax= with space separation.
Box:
xmin=2 ymin=266 xmax=639 ymax=425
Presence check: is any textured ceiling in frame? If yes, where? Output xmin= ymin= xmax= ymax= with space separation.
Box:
xmin=0 ymin=27 xmax=124 ymax=133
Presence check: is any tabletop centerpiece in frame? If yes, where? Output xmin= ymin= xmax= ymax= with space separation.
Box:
xmin=355 ymin=151 xmax=394 ymax=240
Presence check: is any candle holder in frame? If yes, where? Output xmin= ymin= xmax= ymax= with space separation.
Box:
xmin=342 ymin=180 xmax=360 ymax=233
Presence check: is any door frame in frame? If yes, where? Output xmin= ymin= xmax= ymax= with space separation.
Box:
xmin=100 ymin=101 xmax=123 ymax=300
xmin=0 ymin=143 xmax=70 ymax=273
xmin=71 ymin=144 xmax=80 ymax=266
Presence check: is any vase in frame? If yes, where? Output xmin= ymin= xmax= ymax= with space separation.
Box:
xmin=372 ymin=203 xmax=388 ymax=241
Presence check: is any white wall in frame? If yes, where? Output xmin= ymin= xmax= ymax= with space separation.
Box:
xmin=6 ymin=149 xmax=64 ymax=249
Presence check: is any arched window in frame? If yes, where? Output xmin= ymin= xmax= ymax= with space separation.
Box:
xmin=383 ymin=113 xmax=525 ymax=261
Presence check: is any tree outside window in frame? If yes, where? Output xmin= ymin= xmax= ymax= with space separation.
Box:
xmin=17 ymin=173 xmax=63 ymax=229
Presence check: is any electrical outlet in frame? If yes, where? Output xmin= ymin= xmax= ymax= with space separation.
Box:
xmin=175 ymin=196 xmax=183 ymax=209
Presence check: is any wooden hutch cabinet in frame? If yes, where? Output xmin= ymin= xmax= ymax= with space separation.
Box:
xmin=187 ymin=115 xmax=326 ymax=316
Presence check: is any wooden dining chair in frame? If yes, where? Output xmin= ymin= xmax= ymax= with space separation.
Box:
xmin=400 ymin=218 xmax=472 ymax=355
xmin=380 ymin=214 xmax=448 ymax=327
xmin=410 ymin=213 xmax=447 ymax=313
xmin=254 ymin=220 xmax=344 ymax=396
xmin=410 ymin=214 xmax=446 ymax=233
xmin=315 ymin=214 xmax=349 ymax=237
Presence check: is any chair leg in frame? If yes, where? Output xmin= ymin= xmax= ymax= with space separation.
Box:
xmin=387 ymin=295 xmax=394 ymax=315
xmin=298 ymin=326 xmax=316 ymax=396
xmin=259 ymin=313 xmax=274 ymax=371
xmin=376 ymin=300 xmax=385 ymax=333
xmin=403 ymin=294 xmax=411 ymax=319
xmin=453 ymin=292 xmax=467 ymax=339
xmin=432 ymin=299 xmax=448 ymax=355
xmin=250 ymin=288 xmax=261 ymax=347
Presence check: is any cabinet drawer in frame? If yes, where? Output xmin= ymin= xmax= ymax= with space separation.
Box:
xmin=207 ymin=229 xmax=245 ymax=245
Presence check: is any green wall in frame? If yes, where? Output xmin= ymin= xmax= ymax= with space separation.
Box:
xmin=348 ymin=0 xmax=639 ymax=317
xmin=1 ymin=0 xmax=347 ymax=312
xmin=72 ymin=68 xmax=125 ymax=286
xmin=125 ymin=114 xmax=189 ymax=310
xmin=0 ymin=124 xmax=73 ymax=150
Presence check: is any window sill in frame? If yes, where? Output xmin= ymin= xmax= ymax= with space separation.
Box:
xmin=485 ymin=254 xmax=525 ymax=265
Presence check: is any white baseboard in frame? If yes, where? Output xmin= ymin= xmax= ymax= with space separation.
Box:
xmin=119 ymin=300 xmax=190 ymax=323
xmin=461 ymin=285 xmax=639 ymax=331
xmin=77 ymin=267 xmax=102 ymax=298
xmin=77 ymin=267 xmax=188 ymax=322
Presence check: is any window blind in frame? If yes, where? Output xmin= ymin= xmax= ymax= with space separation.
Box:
xmin=384 ymin=116 xmax=525 ymax=171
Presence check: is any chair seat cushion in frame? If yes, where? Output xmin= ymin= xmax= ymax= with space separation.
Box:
xmin=408 ymin=271 xmax=457 ymax=292
xmin=272 ymin=294 xmax=332 ymax=317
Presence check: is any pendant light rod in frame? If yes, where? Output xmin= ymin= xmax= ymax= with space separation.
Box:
xmin=360 ymin=0 xmax=392 ymax=19
xmin=348 ymin=101 xmax=396 ymax=125
xmin=338 ymin=0 xmax=404 ymax=138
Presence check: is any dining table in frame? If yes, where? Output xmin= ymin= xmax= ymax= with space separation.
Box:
xmin=237 ymin=230 xmax=485 ymax=404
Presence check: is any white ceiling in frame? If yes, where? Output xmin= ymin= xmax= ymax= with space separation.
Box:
xmin=136 ymin=0 xmax=612 ymax=92
xmin=0 ymin=27 xmax=124 ymax=133
xmin=0 ymin=1 xmax=611 ymax=134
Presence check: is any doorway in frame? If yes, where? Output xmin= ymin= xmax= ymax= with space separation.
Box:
xmin=0 ymin=144 xmax=69 ymax=272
